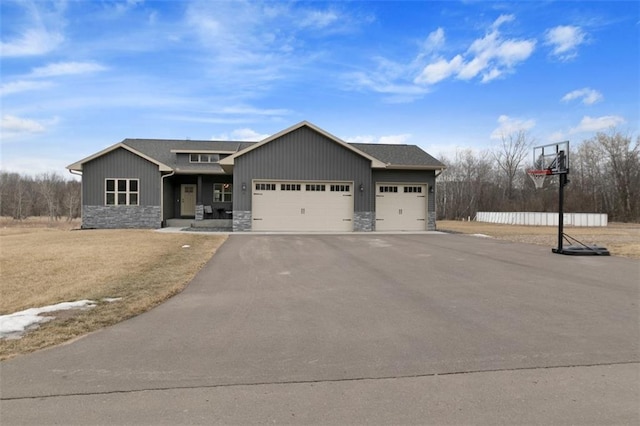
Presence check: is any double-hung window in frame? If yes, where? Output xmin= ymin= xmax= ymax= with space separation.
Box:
xmin=106 ymin=179 xmax=139 ymax=205
xmin=213 ymin=183 xmax=233 ymax=202
xmin=190 ymin=154 xmax=220 ymax=163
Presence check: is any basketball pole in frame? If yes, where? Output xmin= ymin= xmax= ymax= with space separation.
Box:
xmin=553 ymin=173 xmax=568 ymax=254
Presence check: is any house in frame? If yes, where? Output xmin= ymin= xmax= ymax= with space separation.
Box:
xmin=67 ymin=121 xmax=445 ymax=232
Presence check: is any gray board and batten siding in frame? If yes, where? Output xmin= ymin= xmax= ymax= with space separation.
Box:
xmin=373 ymin=169 xmax=438 ymax=230
xmin=69 ymin=122 xmax=445 ymax=231
xmin=373 ymin=169 xmax=436 ymax=211
xmin=81 ymin=147 xmax=162 ymax=228
xmin=232 ymin=126 xmax=374 ymax=212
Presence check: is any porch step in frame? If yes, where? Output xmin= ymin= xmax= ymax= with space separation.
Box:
xmin=165 ymin=219 xmax=193 ymax=228
xmin=191 ymin=219 xmax=232 ymax=230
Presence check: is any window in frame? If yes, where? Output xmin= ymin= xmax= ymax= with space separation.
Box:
xmin=213 ymin=183 xmax=233 ymax=202
xmin=330 ymin=184 xmax=350 ymax=192
xmin=189 ymin=153 xmax=220 ymax=163
xmin=281 ymin=184 xmax=301 ymax=191
xmin=106 ymin=179 xmax=139 ymax=205
xmin=404 ymin=186 xmax=423 ymax=193
xmin=255 ymin=183 xmax=276 ymax=191
xmin=379 ymin=186 xmax=398 ymax=193
xmin=306 ymin=184 xmax=326 ymax=192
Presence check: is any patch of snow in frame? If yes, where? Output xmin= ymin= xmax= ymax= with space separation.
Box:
xmin=472 ymin=233 xmax=493 ymax=238
xmin=182 ymin=244 xmax=190 ymax=248
xmin=0 ymin=300 xmax=96 ymax=340
xmin=102 ymin=297 xmax=122 ymax=303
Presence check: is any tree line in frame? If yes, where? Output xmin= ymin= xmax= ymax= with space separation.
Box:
xmin=0 ymin=130 xmax=637 ymax=223
xmin=437 ymin=130 xmax=639 ymax=222
xmin=0 ymin=172 xmax=81 ymax=221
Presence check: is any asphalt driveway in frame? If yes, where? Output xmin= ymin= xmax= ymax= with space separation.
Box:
xmin=1 ymin=234 xmax=639 ymax=424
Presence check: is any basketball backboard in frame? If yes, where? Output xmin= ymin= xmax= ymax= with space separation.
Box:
xmin=532 ymin=141 xmax=569 ymax=175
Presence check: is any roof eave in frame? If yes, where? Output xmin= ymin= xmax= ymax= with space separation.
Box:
xmin=172 ymin=169 xmax=228 ymax=175
xmin=219 ymin=121 xmax=388 ymax=168
xmin=384 ymin=164 xmax=447 ymax=171
xmin=66 ymin=142 xmax=173 ymax=172
xmin=170 ymin=149 xmax=238 ymax=154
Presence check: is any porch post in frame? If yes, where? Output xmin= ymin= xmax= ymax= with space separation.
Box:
xmin=195 ymin=175 xmax=204 ymax=221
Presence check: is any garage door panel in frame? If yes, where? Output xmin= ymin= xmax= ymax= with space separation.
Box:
xmin=252 ymin=181 xmax=353 ymax=231
xmin=376 ymin=184 xmax=426 ymax=231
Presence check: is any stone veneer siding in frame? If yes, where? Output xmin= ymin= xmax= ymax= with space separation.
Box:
xmin=82 ymin=205 xmax=161 ymax=229
xmin=195 ymin=204 xmax=204 ymax=221
xmin=232 ymin=210 xmax=252 ymax=232
xmin=354 ymin=211 xmax=374 ymax=232
xmin=428 ymin=211 xmax=436 ymax=231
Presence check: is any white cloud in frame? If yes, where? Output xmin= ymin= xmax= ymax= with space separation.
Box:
xmin=416 ymin=15 xmax=535 ymax=86
xmin=347 ymin=71 xmax=430 ymax=103
xmin=211 ymin=128 xmax=271 ymax=141
xmin=343 ymin=134 xmax=412 ymax=145
xmin=570 ymin=115 xmax=625 ymax=133
xmin=422 ymin=28 xmax=445 ymax=53
xmin=30 ymin=61 xmax=107 ymax=78
xmin=561 ymin=88 xmax=603 ymax=105
xmin=0 ymin=80 xmax=53 ymax=96
xmin=0 ymin=1 xmax=67 ymax=57
xmin=300 ymin=10 xmax=339 ymax=28
xmin=231 ymin=128 xmax=271 ymax=141
xmin=492 ymin=14 xmax=515 ymax=29
xmin=490 ymin=115 xmax=536 ymax=139
xmin=415 ymin=55 xmax=463 ymax=84
xmin=545 ymin=25 xmax=586 ymax=61
xmin=1 ymin=114 xmax=46 ymax=134
xmin=457 ymin=26 xmax=536 ymax=82
xmin=378 ymin=134 xmax=412 ymax=144
xmin=0 ymin=28 xmax=64 ymax=57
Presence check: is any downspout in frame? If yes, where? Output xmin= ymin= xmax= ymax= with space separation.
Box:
xmin=160 ymin=171 xmax=175 ymax=227
xmin=69 ymin=170 xmax=82 ymax=225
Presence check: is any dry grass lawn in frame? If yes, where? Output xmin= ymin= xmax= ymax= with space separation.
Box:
xmin=0 ymin=217 xmax=226 ymax=360
xmin=437 ymin=220 xmax=640 ymax=259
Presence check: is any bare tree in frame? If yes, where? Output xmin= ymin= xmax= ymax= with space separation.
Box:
xmin=63 ymin=180 xmax=81 ymax=220
xmin=492 ymin=130 xmax=532 ymax=200
xmin=592 ymin=130 xmax=639 ymax=221
xmin=37 ymin=172 xmax=64 ymax=221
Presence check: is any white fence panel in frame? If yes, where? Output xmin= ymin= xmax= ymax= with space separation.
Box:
xmin=475 ymin=212 xmax=607 ymax=227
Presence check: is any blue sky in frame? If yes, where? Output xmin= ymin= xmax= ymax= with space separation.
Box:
xmin=1 ymin=0 xmax=638 ymax=176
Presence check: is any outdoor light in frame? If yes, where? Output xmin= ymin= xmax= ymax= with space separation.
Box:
xmin=359 ymin=183 xmax=364 ymax=192
xmin=241 ymin=182 xmax=247 ymax=191
xmin=429 ymin=187 xmax=434 ymax=194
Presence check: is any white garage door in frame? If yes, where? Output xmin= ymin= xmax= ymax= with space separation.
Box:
xmin=375 ymin=184 xmax=427 ymax=231
xmin=252 ymin=181 xmax=353 ymax=231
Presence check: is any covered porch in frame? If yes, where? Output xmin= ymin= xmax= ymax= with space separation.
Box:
xmin=162 ymin=173 xmax=233 ymax=228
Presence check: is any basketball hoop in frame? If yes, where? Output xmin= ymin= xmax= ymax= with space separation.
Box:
xmin=527 ymin=169 xmax=551 ymax=189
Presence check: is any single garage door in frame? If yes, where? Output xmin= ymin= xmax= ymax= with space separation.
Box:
xmin=252 ymin=181 xmax=353 ymax=231
xmin=375 ymin=183 xmax=427 ymax=231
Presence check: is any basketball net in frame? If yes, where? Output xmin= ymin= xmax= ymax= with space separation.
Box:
xmin=527 ymin=169 xmax=551 ymax=189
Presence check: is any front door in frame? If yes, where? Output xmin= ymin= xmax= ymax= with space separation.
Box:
xmin=180 ymin=184 xmax=196 ymax=217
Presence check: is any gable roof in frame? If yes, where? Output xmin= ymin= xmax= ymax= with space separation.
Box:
xmin=67 ymin=122 xmax=445 ymax=173
xmin=123 ymin=139 xmax=254 ymax=174
xmin=67 ymin=139 xmax=255 ymax=173
xmin=219 ymin=121 xmax=387 ymax=169
xmin=66 ymin=142 xmax=174 ymax=172
xmin=351 ymin=143 xmax=445 ymax=170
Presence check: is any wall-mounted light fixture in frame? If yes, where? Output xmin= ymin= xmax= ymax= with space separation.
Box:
xmin=241 ymin=182 xmax=247 ymax=191
xmin=429 ymin=186 xmax=435 ymax=194
xmin=359 ymin=183 xmax=364 ymax=192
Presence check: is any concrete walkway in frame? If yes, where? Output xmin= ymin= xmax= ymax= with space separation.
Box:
xmin=1 ymin=234 xmax=638 ymax=424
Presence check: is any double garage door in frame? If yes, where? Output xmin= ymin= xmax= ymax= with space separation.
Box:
xmin=252 ymin=181 xmax=354 ymax=231
xmin=375 ymin=183 xmax=427 ymax=231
